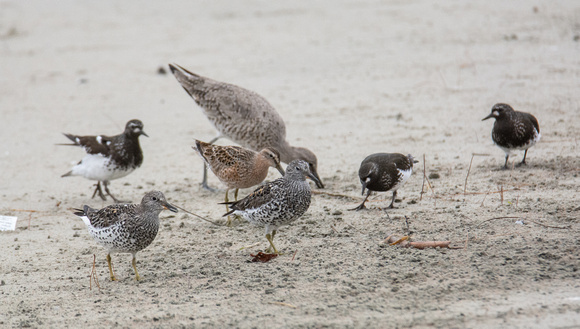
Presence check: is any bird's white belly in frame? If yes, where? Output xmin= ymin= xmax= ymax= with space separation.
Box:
xmin=498 ymin=129 xmax=541 ymax=155
xmin=391 ymin=168 xmax=412 ymax=192
xmin=71 ymin=154 xmax=133 ymax=181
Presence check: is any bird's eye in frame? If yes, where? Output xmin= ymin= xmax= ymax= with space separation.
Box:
xmin=152 ymin=197 xmax=158 ymax=201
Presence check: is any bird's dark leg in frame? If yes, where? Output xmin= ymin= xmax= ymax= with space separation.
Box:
xmin=517 ymin=149 xmax=528 ymax=167
xmin=201 ymin=164 xmax=218 ymax=192
xmin=503 ymin=154 xmax=510 ymax=170
xmin=201 ymin=135 xmax=223 ymax=191
xmin=388 ymin=190 xmax=397 ymax=209
xmin=92 ymin=181 xmax=107 ymax=201
xmin=103 ymin=181 xmax=127 ymax=204
xmin=349 ymin=190 xmax=372 ymax=211
xmin=106 ymin=253 xmax=117 ymax=281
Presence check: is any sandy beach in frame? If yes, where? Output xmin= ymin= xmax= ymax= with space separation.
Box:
xmin=1 ymin=0 xmax=579 ymax=327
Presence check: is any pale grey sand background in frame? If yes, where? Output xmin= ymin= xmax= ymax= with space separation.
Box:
xmin=1 ymin=0 xmax=579 ymax=327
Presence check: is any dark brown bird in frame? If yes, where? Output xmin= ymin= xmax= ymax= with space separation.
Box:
xmin=482 ymin=103 xmax=541 ymax=169
xmin=350 ymin=153 xmax=416 ymax=211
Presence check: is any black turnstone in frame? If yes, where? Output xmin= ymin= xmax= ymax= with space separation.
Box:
xmin=482 ymin=103 xmax=541 ymax=169
xmin=222 ymin=160 xmax=321 ymax=254
xmin=350 ymin=153 xmax=417 ymax=211
xmin=73 ymin=190 xmax=178 ymax=281
xmin=60 ymin=119 xmax=147 ymax=203
xmin=168 ymin=64 xmax=324 ymax=190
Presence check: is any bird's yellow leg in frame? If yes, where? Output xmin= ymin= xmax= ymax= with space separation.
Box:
xmin=106 ymin=254 xmax=117 ymax=281
xmin=232 ymin=188 xmax=243 ymax=223
xmin=265 ymin=230 xmax=282 ymax=255
xmin=132 ymin=255 xmax=141 ymax=281
xmin=225 ymin=189 xmax=233 ymax=227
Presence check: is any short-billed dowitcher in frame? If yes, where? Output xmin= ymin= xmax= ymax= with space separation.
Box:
xmin=194 ymin=139 xmax=285 ymax=225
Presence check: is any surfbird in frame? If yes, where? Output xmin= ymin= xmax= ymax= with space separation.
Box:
xmin=60 ymin=119 xmax=147 ymax=203
xmin=350 ymin=153 xmax=417 ymax=211
xmin=222 ymin=159 xmax=321 ymax=254
xmin=482 ymin=103 xmax=541 ymax=169
xmin=73 ymin=190 xmax=178 ymax=281
xmin=194 ymin=139 xmax=285 ymax=225
xmin=168 ymin=64 xmax=324 ymax=189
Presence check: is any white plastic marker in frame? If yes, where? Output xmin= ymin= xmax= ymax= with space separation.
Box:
xmin=0 ymin=216 xmax=17 ymax=231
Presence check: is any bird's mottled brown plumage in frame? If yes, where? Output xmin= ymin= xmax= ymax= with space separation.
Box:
xmin=194 ymin=140 xmax=285 ymax=191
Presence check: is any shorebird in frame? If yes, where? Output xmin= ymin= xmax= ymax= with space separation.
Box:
xmin=350 ymin=153 xmax=417 ymax=211
xmin=222 ymin=160 xmax=321 ymax=255
xmin=168 ymin=63 xmax=324 ymax=190
xmin=73 ymin=190 xmax=178 ymax=281
xmin=482 ymin=103 xmax=541 ymax=169
xmin=60 ymin=119 xmax=147 ymax=203
xmin=193 ymin=139 xmax=285 ymax=225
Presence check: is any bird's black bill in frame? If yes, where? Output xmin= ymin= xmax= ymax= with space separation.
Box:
xmin=275 ymin=164 xmax=285 ymax=176
xmin=482 ymin=114 xmax=494 ymax=121
xmin=307 ymin=172 xmax=324 ymax=189
xmin=163 ymin=202 xmax=179 ymax=213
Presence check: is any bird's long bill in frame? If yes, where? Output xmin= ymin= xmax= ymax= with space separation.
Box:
xmin=360 ymin=180 xmax=367 ymax=196
xmin=141 ymin=131 xmax=149 ymax=137
xmin=275 ymin=164 xmax=286 ymax=176
xmin=482 ymin=113 xmax=494 ymax=121
xmin=162 ymin=202 xmax=179 ymax=213
xmin=307 ymin=171 xmax=323 ymax=189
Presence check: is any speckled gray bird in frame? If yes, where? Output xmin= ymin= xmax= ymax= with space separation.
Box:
xmin=350 ymin=153 xmax=417 ymax=211
xmin=482 ymin=103 xmax=541 ymax=169
xmin=74 ymin=190 xmax=178 ymax=281
xmin=168 ymin=64 xmax=324 ymax=189
xmin=223 ymin=160 xmax=321 ymax=254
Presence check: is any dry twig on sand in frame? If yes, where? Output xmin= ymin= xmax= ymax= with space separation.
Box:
xmin=312 ymin=190 xmax=359 ymax=200
xmin=382 ymin=235 xmax=462 ymax=250
xmin=463 ymin=153 xmax=490 ymax=195
xmin=473 ymin=216 xmax=571 ymax=230
xmin=89 ymin=254 xmax=100 ymax=291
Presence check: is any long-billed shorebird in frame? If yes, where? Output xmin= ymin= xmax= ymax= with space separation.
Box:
xmin=168 ymin=64 xmax=324 ymax=190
